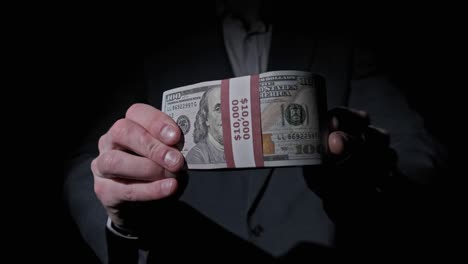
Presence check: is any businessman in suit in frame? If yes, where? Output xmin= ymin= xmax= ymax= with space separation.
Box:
xmin=64 ymin=1 xmax=447 ymax=262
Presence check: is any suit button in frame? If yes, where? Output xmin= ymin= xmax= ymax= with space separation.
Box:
xmin=251 ymin=225 xmax=264 ymax=237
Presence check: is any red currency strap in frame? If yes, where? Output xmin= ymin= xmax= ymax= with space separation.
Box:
xmin=221 ymin=75 xmax=263 ymax=168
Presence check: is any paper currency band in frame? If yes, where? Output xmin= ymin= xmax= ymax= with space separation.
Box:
xmin=221 ymin=75 xmax=263 ymax=168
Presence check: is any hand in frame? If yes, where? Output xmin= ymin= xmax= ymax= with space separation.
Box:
xmin=304 ymin=107 xmax=397 ymax=199
xmin=91 ymin=103 xmax=185 ymax=232
xmin=311 ymin=107 xmax=408 ymax=250
xmin=326 ymin=107 xmax=396 ymax=177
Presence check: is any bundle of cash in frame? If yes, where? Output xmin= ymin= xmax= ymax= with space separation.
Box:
xmin=162 ymin=70 xmax=326 ymax=169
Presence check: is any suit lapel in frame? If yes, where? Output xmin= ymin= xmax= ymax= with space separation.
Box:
xmin=269 ymin=25 xmax=352 ymax=109
xmin=309 ymin=33 xmax=353 ymax=108
xmin=147 ymin=19 xmax=234 ymax=108
xmin=268 ymin=23 xmax=316 ymax=72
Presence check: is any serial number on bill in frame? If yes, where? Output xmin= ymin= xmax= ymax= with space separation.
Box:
xmin=275 ymin=132 xmax=319 ymax=140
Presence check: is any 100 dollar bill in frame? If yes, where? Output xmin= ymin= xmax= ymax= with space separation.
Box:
xmin=162 ymin=70 xmax=326 ymax=169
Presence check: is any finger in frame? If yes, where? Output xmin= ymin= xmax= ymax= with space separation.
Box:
xmin=94 ymin=176 xmax=178 ymax=204
xmin=328 ymin=107 xmax=370 ymax=134
xmin=328 ymin=125 xmax=390 ymax=156
xmin=93 ymin=150 xmax=175 ymax=181
xmin=98 ymin=133 xmax=123 ymax=152
xmin=328 ymin=131 xmax=352 ymax=156
xmin=107 ymin=118 xmax=184 ymax=172
xmin=126 ymin=103 xmax=181 ymax=146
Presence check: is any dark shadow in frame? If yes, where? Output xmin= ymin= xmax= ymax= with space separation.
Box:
xmin=58 ymin=203 xmax=100 ymax=263
xmin=111 ymin=199 xmax=338 ymax=263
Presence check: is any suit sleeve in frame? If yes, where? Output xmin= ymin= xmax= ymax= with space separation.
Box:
xmin=348 ymin=48 xmax=447 ymax=184
xmin=63 ymin=88 xmax=144 ymax=263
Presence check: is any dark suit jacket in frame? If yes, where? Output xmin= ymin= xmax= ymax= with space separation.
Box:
xmin=64 ymin=12 xmax=445 ymax=263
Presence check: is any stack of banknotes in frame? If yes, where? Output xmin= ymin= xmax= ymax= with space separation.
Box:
xmin=162 ymin=70 xmax=326 ymax=169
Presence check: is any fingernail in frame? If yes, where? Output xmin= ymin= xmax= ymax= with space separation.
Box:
xmin=164 ymin=150 xmax=180 ymax=167
xmin=357 ymin=110 xmax=368 ymax=118
xmin=331 ymin=116 xmax=339 ymax=129
xmin=160 ymin=125 xmax=177 ymax=143
xmin=162 ymin=180 xmax=174 ymax=195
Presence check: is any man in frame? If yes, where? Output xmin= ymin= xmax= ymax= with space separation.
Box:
xmin=64 ymin=1 xmax=447 ymax=262
xmin=186 ymin=86 xmax=226 ymax=164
